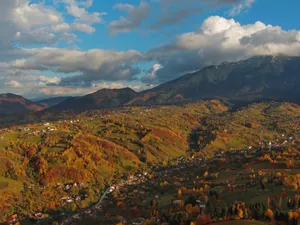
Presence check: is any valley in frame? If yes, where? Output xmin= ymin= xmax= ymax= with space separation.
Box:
xmin=0 ymin=100 xmax=299 ymax=225
xmin=0 ymin=1 xmax=299 ymax=224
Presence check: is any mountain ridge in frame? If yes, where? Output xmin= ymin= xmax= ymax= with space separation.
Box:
xmin=128 ymin=55 xmax=300 ymax=106
xmin=47 ymin=87 xmax=138 ymax=111
xmin=2 ymin=55 xmax=300 ymax=113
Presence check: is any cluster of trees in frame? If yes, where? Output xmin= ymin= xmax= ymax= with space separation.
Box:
xmin=113 ymin=198 xmax=300 ymax=225
xmin=0 ymin=101 xmax=299 ymax=223
xmin=0 ymin=101 xmax=228 ymax=222
xmin=191 ymin=102 xmax=300 ymax=157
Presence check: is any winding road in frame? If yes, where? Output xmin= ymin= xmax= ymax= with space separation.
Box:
xmin=60 ymin=186 xmax=114 ymax=225
xmin=95 ymin=186 xmax=113 ymax=209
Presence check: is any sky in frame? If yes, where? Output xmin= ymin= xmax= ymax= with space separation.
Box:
xmin=1 ymin=0 xmax=300 ymax=99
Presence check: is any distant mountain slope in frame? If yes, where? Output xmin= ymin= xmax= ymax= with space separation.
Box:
xmin=36 ymin=96 xmax=72 ymax=108
xmin=0 ymin=93 xmax=44 ymax=114
xmin=128 ymin=55 xmax=300 ymax=105
xmin=5 ymin=55 xmax=300 ymax=113
xmin=49 ymin=88 xmax=137 ymax=111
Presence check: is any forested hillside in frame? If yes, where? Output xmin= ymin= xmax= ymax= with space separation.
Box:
xmin=0 ymin=100 xmax=227 ymax=220
xmin=0 ymin=101 xmax=299 ymax=222
xmin=190 ymin=102 xmax=300 ymax=157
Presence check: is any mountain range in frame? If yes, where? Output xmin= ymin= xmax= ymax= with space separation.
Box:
xmin=128 ymin=55 xmax=300 ymax=106
xmin=1 ymin=55 xmax=300 ymax=114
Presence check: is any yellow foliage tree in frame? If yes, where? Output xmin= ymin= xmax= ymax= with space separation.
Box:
xmin=186 ymin=203 xmax=193 ymax=216
xmin=116 ymin=222 xmax=125 ymax=225
xmin=293 ymin=212 xmax=299 ymax=220
xmin=238 ymin=209 xmax=243 ymax=219
xmin=163 ymin=160 xmax=168 ymax=167
xmin=287 ymin=159 xmax=294 ymax=168
xmin=266 ymin=208 xmax=273 ymax=219
xmin=178 ymin=189 xmax=182 ymax=198
xmin=288 ymin=211 xmax=294 ymax=220
xmin=199 ymin=187 xmax=204 ymax=195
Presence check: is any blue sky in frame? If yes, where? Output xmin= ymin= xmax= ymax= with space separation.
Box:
xmin=1 ymin=0 xmax=300 ymax=98
xmin=75 ymin=0 xmax=300 ymax=52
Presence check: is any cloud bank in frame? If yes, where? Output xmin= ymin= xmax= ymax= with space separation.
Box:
xmin=1 ymin=1 xmax=300 ymax=98
xmin=143 ymin=16 xmax=300 ymax=84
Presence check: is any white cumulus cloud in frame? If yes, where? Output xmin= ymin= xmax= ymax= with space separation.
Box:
xmin=143 ymin=16 xmax=300 ymax=84
xmin=5 ymin=80 xmax=24 ymax=88
xmin=11 ymin=48 xmax=143 ymax=84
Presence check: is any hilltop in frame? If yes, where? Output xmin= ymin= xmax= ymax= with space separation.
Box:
xmin=47 ymin=88 xmax=138 ymax=111
xmin=0 ymin=93 xmax=44 ymax=114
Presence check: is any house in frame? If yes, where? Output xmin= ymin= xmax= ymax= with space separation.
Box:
xmin=61 ymin=196 xmax=69 ymax=201
xmin=7 ymin=214 xmax=18 ymax=224
xmin=75 ymin=196 xmax=81 ymax=202
xmin=30 ymin=213 xmax=45 ymax=220
xmin=72 ymin=214 xmax=80 ymax=220
xmin=84 ymin=209 xmax=92 ymax=214
xmin=64 ymin=184 xmax=71 ymax=190
xmin=258 ymin=170 xmax=266 ymax=176
xmin=108 ymin=187 xmax=115 ymax=193
xmin=196 ymin=200 xmax=206 ymax=208
xmin=66 ymin=199 xmax=74 ymax=203
xmin=28 ymin=184 xmax=35 ymax=189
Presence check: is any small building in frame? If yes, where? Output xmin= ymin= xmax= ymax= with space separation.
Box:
xmin=7 ymin=214 xmax=18 ymax=224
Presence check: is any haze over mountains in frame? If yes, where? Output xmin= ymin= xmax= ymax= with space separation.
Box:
xmin=36 ymin=97 xmax=73 ymax=108
xmin=0 ymin=95 xmax=73 ymax=114
xmin=1 ymin=55 xmax=300 ymax=114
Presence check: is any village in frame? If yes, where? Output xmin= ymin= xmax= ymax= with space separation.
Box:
xmin=26 ymin=138 xmax=297 ymax=225
xmin=5 ymin=139 xmax=297 ymax=225
xmin=0 ymin=101 xmax=299 ymax=225
xmin=93 ymin=143 xmax=300 ymax=225
xmin=1 ymin=119 xmax=299 ymax=225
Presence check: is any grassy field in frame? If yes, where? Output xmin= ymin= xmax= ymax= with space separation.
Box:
xmin=0 ymin=132 xmax=19 ymax=147
xmin=0 ymin=176 xmax=23 ymax=193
